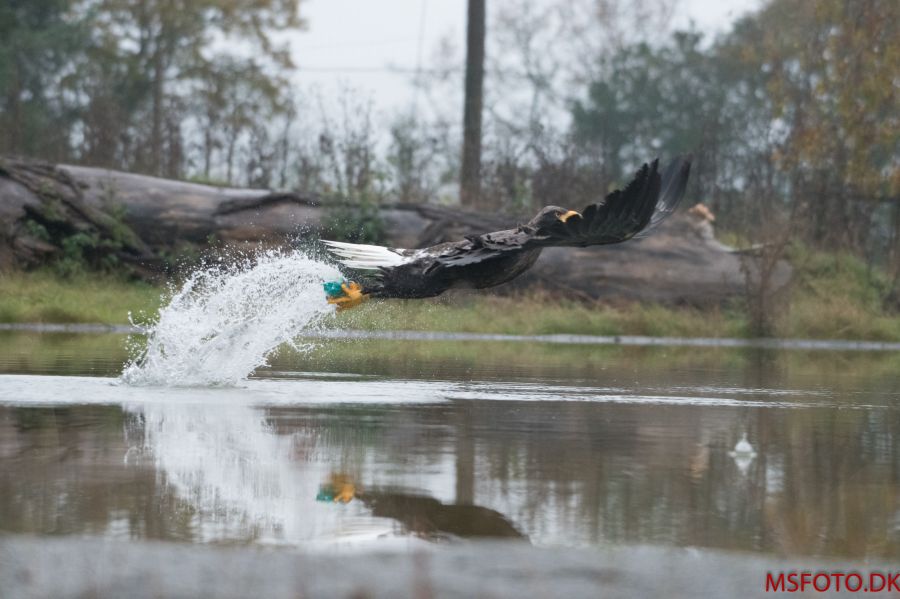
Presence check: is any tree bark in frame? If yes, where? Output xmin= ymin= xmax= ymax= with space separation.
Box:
xmin=5 ymin=59 xmax=23 ymax=155
xmin=460 ymin=0 xmax=486 ymax=208
xmin=150 ymin=45 xmax=165 ymax=176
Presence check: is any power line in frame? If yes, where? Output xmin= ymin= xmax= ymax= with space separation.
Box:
xmin=292 ymin=38 xmax=418 ymax=51
xmin=296 ymin=66 xmax=460 ymax=74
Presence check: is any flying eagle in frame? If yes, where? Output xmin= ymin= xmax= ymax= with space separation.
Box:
xmin=322 ymin=156 xmax=691 ymax=310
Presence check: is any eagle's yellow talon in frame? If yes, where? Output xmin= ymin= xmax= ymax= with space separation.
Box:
xmin=325 ymin=280 xmax=369 ymax=312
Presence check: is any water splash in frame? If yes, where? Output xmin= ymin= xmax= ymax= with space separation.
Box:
xmin=122 ymin=250 xmax=341 ymax=387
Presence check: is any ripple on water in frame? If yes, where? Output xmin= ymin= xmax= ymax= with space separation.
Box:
xmin=0 ymin=374 xmax=888 ymax=411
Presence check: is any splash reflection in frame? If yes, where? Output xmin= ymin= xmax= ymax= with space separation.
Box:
xmin=125 ymin=401 xmax=404 ymax=546
xmin=124 ymin=400 xmax=524 ymax=546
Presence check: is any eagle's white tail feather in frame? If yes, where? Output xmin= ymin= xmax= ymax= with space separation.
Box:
xmin=322 ymin=240 xmax=410 ymax=270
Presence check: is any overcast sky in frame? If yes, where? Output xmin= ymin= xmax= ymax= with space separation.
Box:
xmin=288 ymin=0 xmax=761 ymax=118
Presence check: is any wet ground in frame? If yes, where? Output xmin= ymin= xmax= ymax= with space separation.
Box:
xmin=1 ymin=331 xmax=899 ymax=596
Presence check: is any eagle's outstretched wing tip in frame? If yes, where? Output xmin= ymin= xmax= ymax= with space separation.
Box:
xmin=545 ymin=156 xmax=691 ymax=246
xmin=633 ymin=155 xmax=692 ymax=238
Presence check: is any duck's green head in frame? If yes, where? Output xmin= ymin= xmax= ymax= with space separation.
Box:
xmin=323 ymin=280 xmax=345 ymax=298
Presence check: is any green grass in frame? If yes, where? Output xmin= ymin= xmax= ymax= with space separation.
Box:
xmin=779 ymin=246 xmax=900 ymax=341
xmin=1 ymin=249 xmax=898 ymax=341
xmin=0 ymin=271 xmax=163 ymax=325
xmin=333 ymin=293 xmax=749 ymax=338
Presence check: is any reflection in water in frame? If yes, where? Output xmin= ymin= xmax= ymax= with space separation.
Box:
xmin=124 ymin=401 xmax=402 ymax=546
xmin=729 ymin=433 xmax=757 ymax=475
xmin=2 ymin=391 xmax=898 ymax=557
xmin=126 ymin=400 xmax=524 ymax=544
xmin=317 ymin=473 xmax=357 ymax=504
xmin=361 ymin=490 xmax=524 ymax=540
xmin=316 ymin=473 xmax=525 ymax=539
xmin=1 ymin=336 xmax=899 ymax=558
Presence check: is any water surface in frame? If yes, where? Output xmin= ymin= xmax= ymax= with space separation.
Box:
xmin=1 ymin=331 xmax=898 ymax=558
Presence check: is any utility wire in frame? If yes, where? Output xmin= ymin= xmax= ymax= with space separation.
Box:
xmin=293 ymin=38 xmax=418 ymax=51
xmin=296 ymin=66 xmax=460 ymax=74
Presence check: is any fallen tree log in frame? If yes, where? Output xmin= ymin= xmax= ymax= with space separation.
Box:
xmin=0 ymin=156 xmax=790 ymax=305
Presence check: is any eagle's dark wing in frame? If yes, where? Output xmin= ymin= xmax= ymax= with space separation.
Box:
xmin=635 ymin=155 xmax=692 ymax=238
xmin=322 ymin=156 xmax=691 ymax=299
xmin=533 ymin=156 xmax=691 ymax=247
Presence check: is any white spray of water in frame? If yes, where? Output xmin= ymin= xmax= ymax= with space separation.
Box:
xmin=121 ymin=250 xmax=341 ymax=387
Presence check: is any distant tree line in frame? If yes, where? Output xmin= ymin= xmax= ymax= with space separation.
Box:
xmin=477 ymin=0 xmax=899 ymax=300
xmin=479 ymin=2 xmax=897 ymax=255
xmin=1 ymin=0 xmax=303 ymax=182
xmin=1 ymin=0 xmax=898 ymax=290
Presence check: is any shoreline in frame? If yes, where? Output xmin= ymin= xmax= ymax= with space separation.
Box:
xmin=3 ymin=322 xmax=900 ymax=352
xmin=2 ymin=535 xmax=894 ymax=599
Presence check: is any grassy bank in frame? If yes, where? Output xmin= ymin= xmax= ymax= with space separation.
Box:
xmin=2 ymin=249 xmax=899 ymax=341
xmin=5 ymin=329 xmax=900 ymax=387
xmin=334 ymin=295 xmax=749 ymax=338
xmin=778 ymin=247 xmax=900 ymax=340
xmin=0 ymin=272 xmax=162 ymax=325
xmin=0 ymin=271 xmax=747 ymax=337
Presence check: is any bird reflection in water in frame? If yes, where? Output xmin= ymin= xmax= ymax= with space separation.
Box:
xmin=729 ymin=432 xmax=757 ymax=475
xmin=316 ymin=473 xmax=525 ymax=541
xmin=123 ymin=398 xmax=527 ymax=544
xmin=316 ymin=473 xmax=357 ymax=504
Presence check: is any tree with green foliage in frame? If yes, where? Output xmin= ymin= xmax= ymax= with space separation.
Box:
xmin=191 ymin=56 xmax=290 ymax=184
xmin=72 ymin=0 xmax=304 ymax=177
xmin=0 ymin=0 xmax=304 ymax=181
xmin=0 ymin=0 xmax=83 ymax=160
xmin=728 ymin=0 xmax=899 ymax=252
xmin=570 ymin=0 xmax=898 ymax=262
